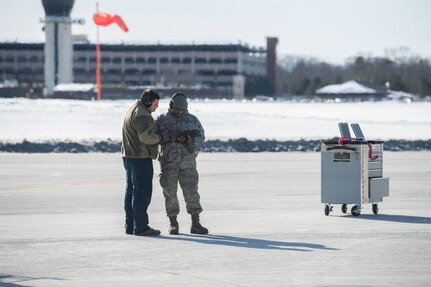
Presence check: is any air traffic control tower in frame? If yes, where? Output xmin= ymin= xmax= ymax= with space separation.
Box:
xmin=41 ymin=0 xmax=75 ymax=96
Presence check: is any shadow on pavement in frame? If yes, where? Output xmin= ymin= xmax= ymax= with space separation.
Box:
xmin=0 ymin=274 xmax=65 ymax=287
xmin=160 ymin=234 xmax=338 ymax=251
xmin=343 ymin=214 xmax=431 ymax=224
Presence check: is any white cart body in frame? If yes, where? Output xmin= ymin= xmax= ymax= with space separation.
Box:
xmin=320 ymin=123 xmax=389 ymax=215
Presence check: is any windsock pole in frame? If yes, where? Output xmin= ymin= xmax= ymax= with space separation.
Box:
xmin=96 ymin=1 xmax=101 ymax=101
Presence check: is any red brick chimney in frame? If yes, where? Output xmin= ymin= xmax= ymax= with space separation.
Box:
xmin=266 ymin=37 xmax=278 ymax=93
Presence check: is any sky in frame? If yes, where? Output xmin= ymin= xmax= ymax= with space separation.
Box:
xmin=0 ymin=0 xmax=430 ymax=64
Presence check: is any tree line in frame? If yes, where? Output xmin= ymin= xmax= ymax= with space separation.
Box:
xmin=276 ymin=49 xmax=431 ymax=97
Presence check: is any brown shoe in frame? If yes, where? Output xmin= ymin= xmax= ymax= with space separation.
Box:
xmin=135 ymin=228 xmax=161 ymax=236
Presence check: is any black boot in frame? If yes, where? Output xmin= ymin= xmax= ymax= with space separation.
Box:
xmin=169 ymin=216 xmax=179 ymax=235
xmin=191 ymin=214 xmax=208 ymax=234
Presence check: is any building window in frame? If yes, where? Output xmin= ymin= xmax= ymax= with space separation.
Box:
xmin=125 ymin=68 xmax=139 ymax=75
xmin=209 ymin=58 xmax=222 ymax=64
xmin=217 ymin=70 xmax=236 ymax=76
xmin=224 ymin=58 xmax=238 ymax=64
xmin=125 ymin=80 xmax=139 ymax=86
xmin=201 ymin=81 xmax=214 ymax=87
xmin=29 ymin=56 xmax=40 ymax=63
xmin=73 ymin=68 xmax=86 ymax=74
xmin=217 ymin=81 xmax=232 ymax=87
xmin=18 ymin=68 xmax=33 ymax=74
xmin=142 ymin=69 xmax=156 ymax=75
xmin=112 ymin=57 xmax=122 ymax=63
xmin=197 ymin=70 xmax=215 ymax=76
xmin=107 ymin=68 xmax=122 ymax=75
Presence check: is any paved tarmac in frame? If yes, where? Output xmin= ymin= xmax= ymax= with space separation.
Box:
xmin=0 ymin=152 xmax=430 ymax=287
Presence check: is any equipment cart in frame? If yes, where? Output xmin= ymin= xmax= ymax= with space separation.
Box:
xmin=321 ymin=123 xmax=389 ymax=216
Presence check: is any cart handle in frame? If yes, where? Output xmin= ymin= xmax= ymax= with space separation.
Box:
xmin=337 ymin=137 xmax=363 ymax=145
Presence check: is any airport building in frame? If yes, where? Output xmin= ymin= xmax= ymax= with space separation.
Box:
xmin=0 ymin=38 xmax=278 ymax=98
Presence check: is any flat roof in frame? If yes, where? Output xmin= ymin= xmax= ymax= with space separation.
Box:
xmin=0 ymin=42 xmax=266 ymax=53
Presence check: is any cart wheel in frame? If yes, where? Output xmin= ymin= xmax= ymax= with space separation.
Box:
xmin=324 ymin=205 xmax=330 ymax=216
xmin=341 ymin=204 xmax=347 ymax=214
xmin=351 ymin=205 xmax=361 ymax=216
xmin=372 ymin=203 xmax=379 ymax=215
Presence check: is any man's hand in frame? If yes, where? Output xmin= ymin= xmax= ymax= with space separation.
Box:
xmin=169 ymin=129 xmax=183 ymax=139
xmin=177 ymin=135 xmax=193 ymax=145
xmin=169 ymin=129 xmax=195 ymax=145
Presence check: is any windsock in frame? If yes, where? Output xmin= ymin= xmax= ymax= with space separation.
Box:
xmin=93 ymin=12 xmax=129 ymax=32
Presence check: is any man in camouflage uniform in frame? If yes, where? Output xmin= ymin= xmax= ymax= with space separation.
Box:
xmin=155 ymin=92 xmax=208 ymax=235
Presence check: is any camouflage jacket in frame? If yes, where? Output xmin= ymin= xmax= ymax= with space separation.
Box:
xmin=154 ymin=110 xmax=205 ymax=169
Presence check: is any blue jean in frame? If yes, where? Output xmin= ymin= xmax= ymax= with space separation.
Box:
xmin=123 ymin=157 xmax=154 ymax=234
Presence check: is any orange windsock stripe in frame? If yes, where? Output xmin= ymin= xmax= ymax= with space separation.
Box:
xmin=93 ymin=12 xmax=129 ymax=32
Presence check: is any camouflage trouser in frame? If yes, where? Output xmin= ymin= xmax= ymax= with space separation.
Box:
xmin=159 ymin=166 xmax=203 ymax=217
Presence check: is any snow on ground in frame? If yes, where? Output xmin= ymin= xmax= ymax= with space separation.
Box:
xmin=0 ymin=98 xmax=430 ymax=142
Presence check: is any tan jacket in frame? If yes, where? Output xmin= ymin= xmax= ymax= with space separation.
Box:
xmin=121 ymin=101 xmax=160 ymax=159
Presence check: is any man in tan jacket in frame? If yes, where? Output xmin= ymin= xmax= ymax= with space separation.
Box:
xmin=121 ymin=89 xmax=161 ymax=236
